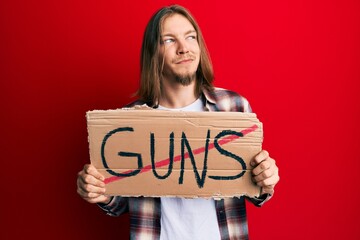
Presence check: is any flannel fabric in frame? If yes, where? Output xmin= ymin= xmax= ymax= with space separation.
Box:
xmin=98 ymin=87 xmax=271 ymax=240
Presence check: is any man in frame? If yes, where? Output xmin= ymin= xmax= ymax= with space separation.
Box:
xmin=77 ymin=5 xmax=279 ymax=240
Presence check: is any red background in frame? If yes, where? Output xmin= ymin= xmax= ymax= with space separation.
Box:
xmin=1 ymin=0 xmax=359 ymax=239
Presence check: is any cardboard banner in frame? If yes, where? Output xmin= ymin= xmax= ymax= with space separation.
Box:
xmin=87 ymin=108 xmax=263 ymax=198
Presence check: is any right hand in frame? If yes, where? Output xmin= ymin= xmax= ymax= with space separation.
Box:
xmin=77 ymin=164 xmax=111 ymax=204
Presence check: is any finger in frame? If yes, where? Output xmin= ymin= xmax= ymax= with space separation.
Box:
xmin=261 ymin=185 xmax=275 ymax=195
xmin=84 ymin=164 xmax=105 ymax=181
xmin=250 ymin=150 xmax=269 ymax=167
xmin=252 ymin=159 xmax=273 ymax=176
xmin=85 ymin=195 xmax=112 ymax=204
xmin=77 ymin=176 xmax=106 ymax=194
xmin=255 ymin=174 xmax=280 ymax=187
xmin=252 ymin=167 xmax=275 ymax=183
xmin=77 ymin=187 xmax=109 ymax=204
xmin=78 ymin=170 xmax=105 ymax=188
xmin=77 ymin=185 xmax=104 ymax=199
xmin=262 ymin=184 xmax=275 ymax=190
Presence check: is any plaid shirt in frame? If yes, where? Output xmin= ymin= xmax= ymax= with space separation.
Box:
xmin=98 ymin=88 xmax=271 ymax=240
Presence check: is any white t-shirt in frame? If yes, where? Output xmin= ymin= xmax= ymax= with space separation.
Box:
xmin=158 ymin=98 xmax=221 ymax=240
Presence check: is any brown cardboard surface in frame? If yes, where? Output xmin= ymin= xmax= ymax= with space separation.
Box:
xmin=86 ymin=109 xmax=263 ymax=198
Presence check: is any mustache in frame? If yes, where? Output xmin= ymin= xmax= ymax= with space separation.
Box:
xmin=172 ymin=54 xmax=196 ymax=64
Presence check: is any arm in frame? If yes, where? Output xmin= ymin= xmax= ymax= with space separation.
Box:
xmin=248 ymin=150 xmax=280 ymax=206
xmin=237 ymin=95 xmax=279 ymax=205
xmin=77 ymin=164 xmax=129 ymax=216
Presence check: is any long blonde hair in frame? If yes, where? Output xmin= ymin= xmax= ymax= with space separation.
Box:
xmin=137 ymin=5 xmax=214 ymax=105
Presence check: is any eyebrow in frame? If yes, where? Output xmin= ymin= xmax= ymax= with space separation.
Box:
xmin=161 ymin=29 xmax=197 ymax=38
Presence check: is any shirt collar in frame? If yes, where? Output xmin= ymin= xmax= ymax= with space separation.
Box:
xmin=150 ymin=87 xmax=217 ymax=109
xmin=202 ymin=87 xmax=217 ymax=105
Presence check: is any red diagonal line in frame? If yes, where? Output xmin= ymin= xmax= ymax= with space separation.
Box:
xmin=104 ymin=124 xmax=259 ymax=184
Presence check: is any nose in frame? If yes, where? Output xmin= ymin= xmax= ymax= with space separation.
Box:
xmin=176 ymin=39 xmax=189 ymax=55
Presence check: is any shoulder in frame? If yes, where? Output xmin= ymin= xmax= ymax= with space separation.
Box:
xmin=211 ymin=87 xmax=244 ymax=100
xmin=204 ymin=87 xmax=252 ymax=113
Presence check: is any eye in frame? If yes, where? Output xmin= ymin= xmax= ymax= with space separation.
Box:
xmin=186 ymin=35 xmax=197 ymax=41
xmin=162 ymin=38 xmax=174 ymax=44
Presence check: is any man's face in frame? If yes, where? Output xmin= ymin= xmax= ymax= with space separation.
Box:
xmin=159 ymin=13 xmax=201 ymax=86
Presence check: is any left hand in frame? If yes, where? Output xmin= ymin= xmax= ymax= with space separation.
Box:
xmin=251 ymin=150 xmax=280 ymax=195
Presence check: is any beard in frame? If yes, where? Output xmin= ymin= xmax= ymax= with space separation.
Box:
xmin=174 ymin=72 xmax=196 ymax=86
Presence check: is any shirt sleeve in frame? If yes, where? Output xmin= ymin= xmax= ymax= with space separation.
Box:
xmin=97 ymin=196 xmax=129 ymax=216
xmin=242 ymin=97 xmax=252 ymax=113
xmin=243 ymin=97 xmax=274 ymax=207
xmin=246 ymin=193 xmax=272 ymax=207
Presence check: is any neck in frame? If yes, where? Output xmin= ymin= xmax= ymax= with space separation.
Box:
xmin=159 ymin=79 xmax=198 ymax=109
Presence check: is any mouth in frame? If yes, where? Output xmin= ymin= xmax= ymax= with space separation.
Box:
xmin=176 ymin=58 xmax=194 ymax=64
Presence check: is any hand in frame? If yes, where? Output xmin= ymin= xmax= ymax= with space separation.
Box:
xmin=77 ymin=164 xmax=111 ymax=204
xmin=251 ymin=150 xmax=279 ymax=195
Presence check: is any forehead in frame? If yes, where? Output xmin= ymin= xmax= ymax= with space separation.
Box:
xmin=161 ymin=13 xmax=196 ymax=35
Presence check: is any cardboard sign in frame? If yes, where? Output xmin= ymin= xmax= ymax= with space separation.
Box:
xmin=86 ymin=108 xmax=263 ymax=198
